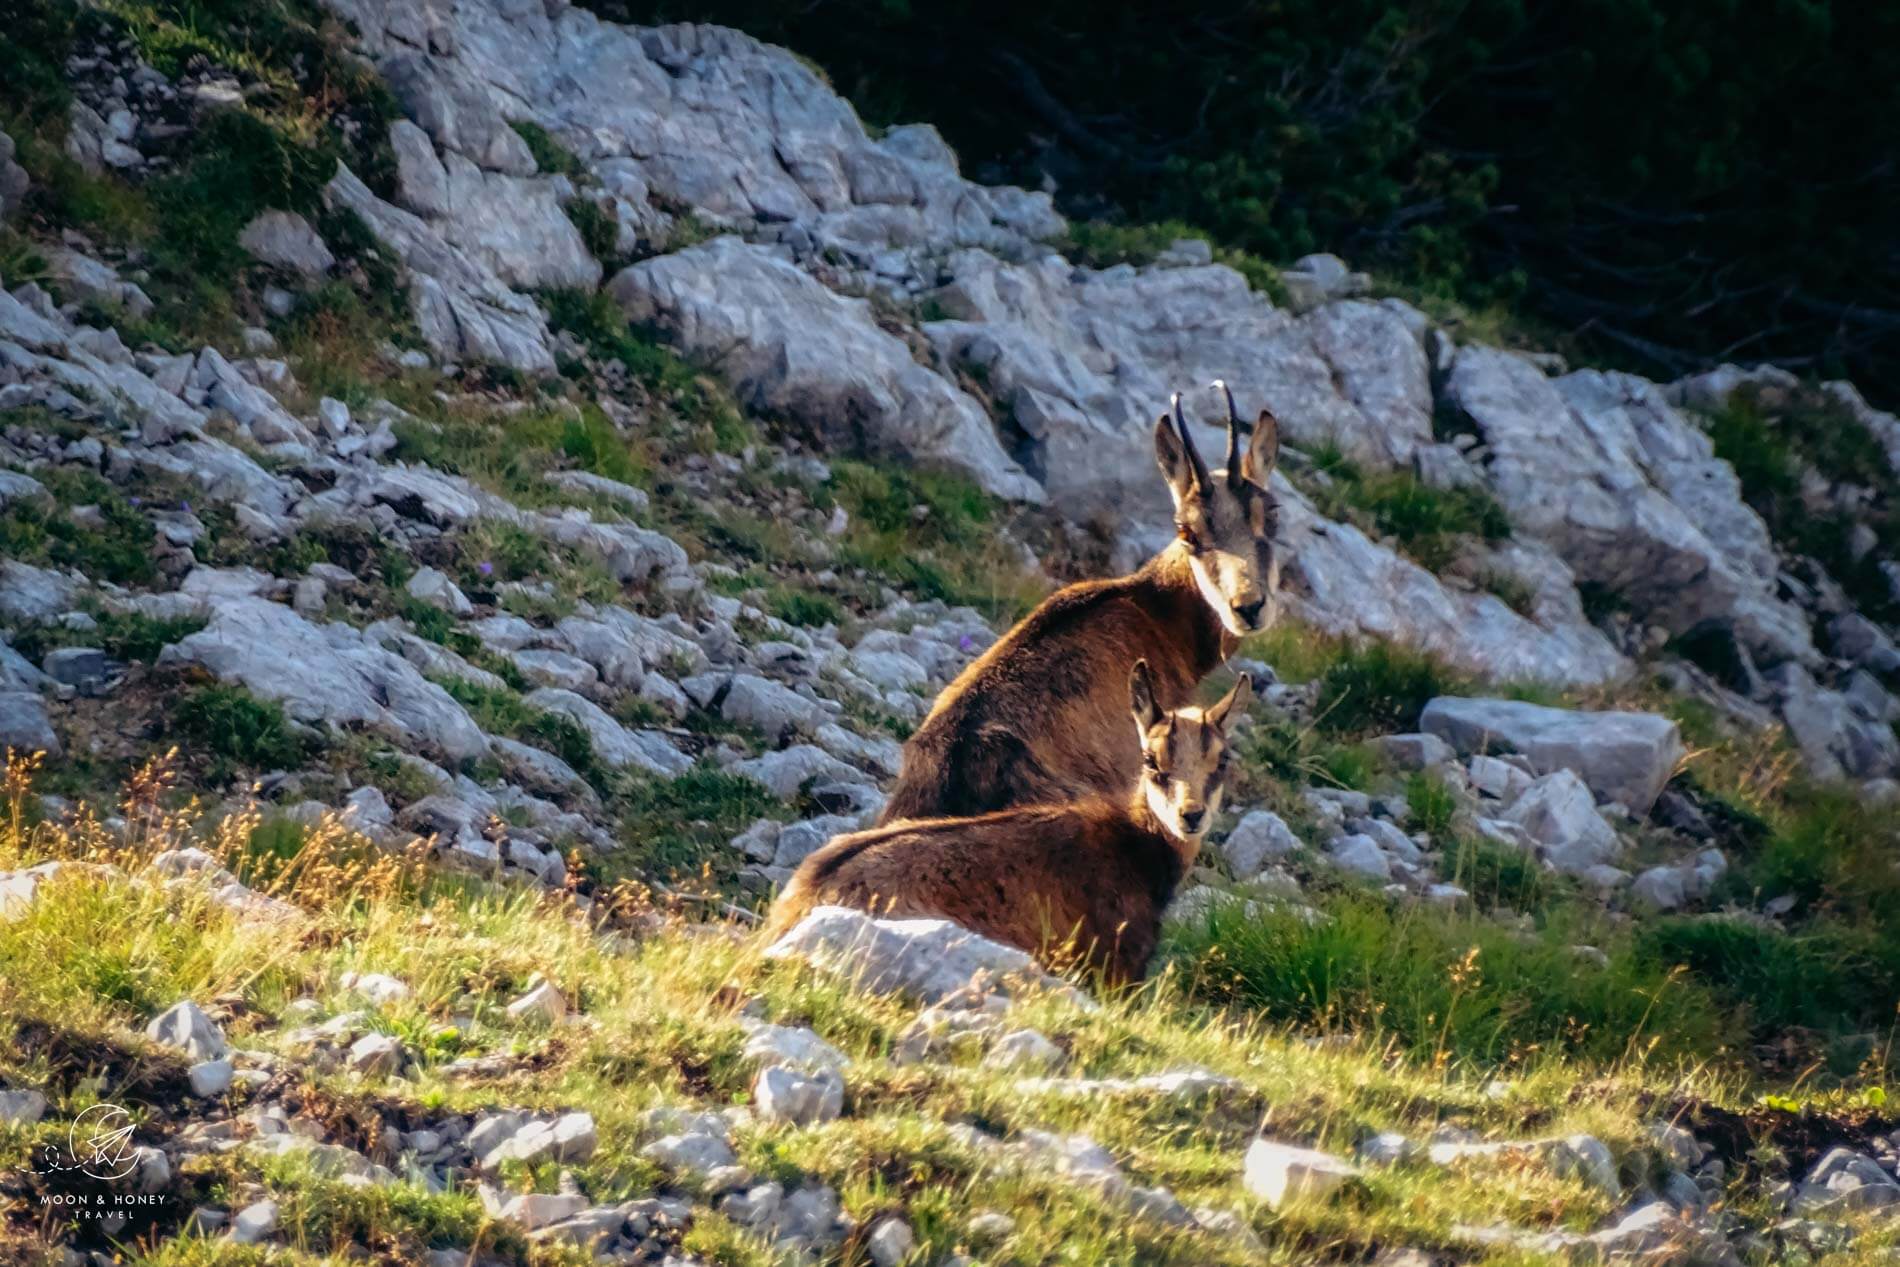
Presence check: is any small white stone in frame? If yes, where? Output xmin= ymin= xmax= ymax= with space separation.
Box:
xmin=753 ymin=1064 xmax=845 ymax=1125
xmin=188 ymin=1058 xmax=234 ymax=1098
xmin=346 ymin=1033 xmax=404 ymax=1076
xmin=866 ymin=1215 xmax=914 ymax=1267
xmin=229 ymin=1199 xmax=279 ymax=1245
xmin=505 ymin=979 xmax=567 ymax=1025
xmin=1242 ymin=1138 xmax=1359 ymax=1208
xmin=983 ymin=1028 xmax=1064 ymax=1073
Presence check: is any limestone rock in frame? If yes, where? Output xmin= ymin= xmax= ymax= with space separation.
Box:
xmin=239 ymin=211 xmax=335 ymax=276
xmin=1242 ymin=1138 xmax=1359 ymax=1209
xmin=610 ymin=238 xmax=1040 ymax=503
xmin=1420 ymin=696 xmax=1683 ymax=813
xmin=160 ymin=594 xmax=490 ymax=763
xmin=764 ymin=905 xmax=1073 ymax=1003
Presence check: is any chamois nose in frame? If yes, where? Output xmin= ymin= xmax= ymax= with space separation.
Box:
xmin=1233 ymin=597 xmax=1267 ymax=629
xmin=1180 ymin=806 xmax=1206 ymax=833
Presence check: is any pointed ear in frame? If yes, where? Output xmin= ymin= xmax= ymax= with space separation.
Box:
xmin=1129 ymin=659 xmax=1163 ymax=731
xmin=1207 ymin=673 xmax=1251 ymax=730
xmin=1241 ymin=409 xmax=1280 ymax=484
xmin=1153 ymin=414 xmax=1196 ymax=506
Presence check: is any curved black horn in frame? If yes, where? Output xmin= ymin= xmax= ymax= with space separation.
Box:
xmin=1215 ymin=379 xmax=1243 ymax=478
xmin=1170 ymin=392 xmax=1212 ymax=489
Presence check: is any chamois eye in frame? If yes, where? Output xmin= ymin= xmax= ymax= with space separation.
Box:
xmin=1178 ymin=525 xmax=1203 ymax=553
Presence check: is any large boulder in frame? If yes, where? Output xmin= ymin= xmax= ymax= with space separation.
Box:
xmin=1501 ymin=770 xmax=1621 ymax=874
xmin=238 ymin=210 xmax=335 ymax=277
xmin=387 ymin=120 xmax=601 ymax=291
xmin=326 ymin=4 xmax=1058 ymax=265
xmin=610 ymin=237 xmax=1040 ymax=503
xmin=1420 ymin=696 xmax=1682 ymax=812
xmin=0 ymin=691 xmax=59 ymax=756
xmin=325 ymin=164 xmax=555 ymax=373
xmin=923 ymin=250 xmax=1432 ymax=518
xmin=1281 ymin=500 xmax=1628 ymax=687
xmin=1443 ymin=348 xmax=1813 ymax=666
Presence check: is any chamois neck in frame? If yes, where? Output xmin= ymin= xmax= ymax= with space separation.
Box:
xmin=1126 ymin=786 xmax=1204 ymax=871
xmin=1137 ymin=540 xmax=1234 ymax=670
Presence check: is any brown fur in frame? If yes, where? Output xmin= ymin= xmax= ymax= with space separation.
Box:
xmin=761 ymin=800 xmax=1188 ymax=985
xmin=766 ymin=669 xmax=1248 ymax=986
xmin=879 ymin=394 xmax=1279 ymax=825
xmin=878 ymin=541 xmax=1230 ymax=823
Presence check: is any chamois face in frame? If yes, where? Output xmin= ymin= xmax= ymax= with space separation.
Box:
xmin=1130 ymin=660 xmax=1251 ymax=841
xmin=1154 ymin=385 xmax=1282 ymax=636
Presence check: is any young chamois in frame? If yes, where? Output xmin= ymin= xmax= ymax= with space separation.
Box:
xmin=763 ymin=663 xmax=1251 ymax=985
xmin=878 ymin=383 xmax=1280 ymax=824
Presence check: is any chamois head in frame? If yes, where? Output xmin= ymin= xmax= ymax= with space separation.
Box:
xmin=1153 ymin=383 xmax=1282 ymax=636
xmin=1130 ymin=659 xmax=1250 ymax=841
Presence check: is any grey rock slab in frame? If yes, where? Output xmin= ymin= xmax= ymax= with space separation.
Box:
xmin=146 ymin=1000 xmax=227 ymax=1061
xmin=740 ymin=1020 xmax=849 ymax=1073
xmin=1221 ymin=809 xmax=1302 ymax=878
xmin=405 ymin=566 xmax=473 ymax=616
xmin=239 ymin=211 xmax=334 ymax=276
xmin=0 ymin=691 xmax=59 ymax=756
xmin=753 ymin=1064 xmax=845 ymax=1125
xmin=326 ymin=164 xmax=555 ymax=373
xmin=0 ymin=560 xmax=81 ymax=626
xmin=1421 ymin=696 xmax=1683 ymax=813
xmin=160 ymin=596 xmax=490 ymax=763
xmin=0 ymin=1089 xmax=48 ymax=1125
xmin=189 ymin=1058 xmax=235 ymax=1098
xmin=731 ymin=745 xmax=862 ymax=800
xmin=522 ymin=687 xmax=690 ymax=775
xmin=642 ymin=1130 xmax=737 ymax=1178
xmin=1445 ymin=347 xmax=1812 ymax=666
xmin=1502 ymin=770 xmax=1620 ymax=874
xmin=611 ymin=238 xmax=1040 ymax=503
xmin=1241 ymin=1138 xmax=1359 ymax=1209
xmin=764 ymin=905 xmax=1076 ymax=1003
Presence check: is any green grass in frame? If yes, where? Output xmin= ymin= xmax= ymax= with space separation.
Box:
xmin=9 ymin=766 xmax=1900 ymax=1267
xmin=1437 ymin=834 xmax=1556 ymax=913
xmin=171 ymin=684 xmax=312 ymax=774
xmin=614 ymin=764 xmax=791 ymax=881
xmin=433 ymin=676 xmax=597 ymax=779
xmin=545 ymin=288 xmax=753 ymax=454
xmin=9 ymin=608 xmax=205 ymax=665
xmin=823 ymin=459 xmax=1047 ymax=622
xmin=0 ymin=464 xmax=160 ymax=586
xmin=1705 ymin=387 xmax=1900 ymax=619
xmin=1314 ymin=641 xmax=1466 ymax=737
xmin=1166 ymin=895 xmax=1728 ymax=1068
xmin=4 ymin=0 xmax=398 ymax=349
xmin=1406 ymin=771 xmax=1458 ymax=840
xmin=508 ymin=119 xmax=583 ymax=176
xmin=1305 ymin=450 xmax=1511 ymax=573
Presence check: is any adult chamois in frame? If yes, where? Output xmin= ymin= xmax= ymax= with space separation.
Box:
xmin=878 ymin=383 xmax=1280 ymax=824
xmin=763 ymin=663 xmax=1251 ymax=985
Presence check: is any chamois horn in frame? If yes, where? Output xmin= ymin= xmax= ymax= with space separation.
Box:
xmin=1170 ymin=391 xmax=1212 ymax=490
xmin=1214 ymin=379 xmax=1244 ymax=480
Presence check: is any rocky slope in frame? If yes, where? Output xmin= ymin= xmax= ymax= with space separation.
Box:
xmin=3 ymin=1 xmax=1900 ymax=1264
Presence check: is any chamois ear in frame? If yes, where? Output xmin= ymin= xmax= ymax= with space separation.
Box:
xmin=1207 ymin=673 xmax=1252 ymax=731
xmin=1154 ymin=393 xmax=1211 ymax=504
xmin=1153 ymin=415 xmax=1196 ymax=505
xmin=1242 ymin=409 xmax=1280 ymax=484
xmin=1129 ymin=659 xmax=1163 ymax=731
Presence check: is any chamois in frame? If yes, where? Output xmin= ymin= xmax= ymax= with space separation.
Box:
xmin=763 ymin=663 xmax=1251 ymax=985
xmin=878 ymin=383 xmax=1280 ymax=824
